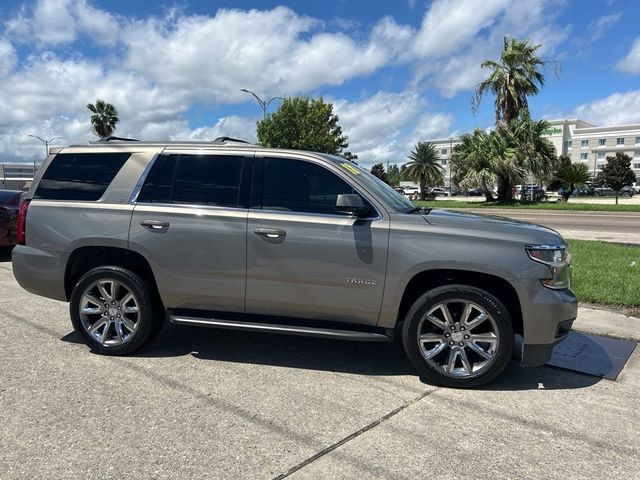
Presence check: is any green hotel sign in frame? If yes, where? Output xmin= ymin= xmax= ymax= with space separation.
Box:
xmin=542 ymin=127 xmax=563 ymax=136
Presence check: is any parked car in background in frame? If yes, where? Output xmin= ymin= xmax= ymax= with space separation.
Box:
xmin=430 ymin=187 xmax=450 ymax=197
xmin=393 ymin=187 xmax=406 ymax=195
xmin=519 ymin=185 xmax=545 ymax=202
xmin=557 ymin=186 xmax=594 ymax=197
xmin=466 ymin=188 xmax=484 ymax=196
xmin=630 ymin=182 xmax=639 ymax=194
xmin=0 ymin=190 xmax=22 ymax=247
xmin=592 ymin=186 xmax=634 ymax=197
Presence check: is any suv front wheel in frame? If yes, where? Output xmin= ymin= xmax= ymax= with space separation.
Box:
xmin=70 ymin=266 xmax=157 ymax=355
xmin=402 ymin=285 xmax=514 ymax=388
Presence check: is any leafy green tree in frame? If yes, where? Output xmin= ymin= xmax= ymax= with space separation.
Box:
xmin=405 ymin=142 xmax=444 ymax=200
xmin=387 ymin=164 xmax=401 ymax=186
xmin=451 ymin=115 xmax=556 ymax=202
xmin=451 ymin=129 xmax=497 ymax=201
xmin=547 ymin=155 xmax=572 ymax=192
xmin=87 ymin=99 xmax=119 ymax=138
xmin=473 ymin=37 xmax=549 ymax=126
xmin=257 ymin=97 xmax=348 ymax=154
xmin=595 ymin=152 xmax=637 ymax=205
xmin=556 ymin=161 xmax=591 ymax=202
xmin=341 ymin=151 xmax=358 ymax=163
xmin=370 ymin=163 xmax=389 ymax=184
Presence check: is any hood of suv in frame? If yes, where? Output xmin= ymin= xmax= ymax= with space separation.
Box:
xmin=422 ymin=208 xmax=565 ymax=245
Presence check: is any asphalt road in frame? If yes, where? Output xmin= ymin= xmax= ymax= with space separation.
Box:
xmin=1 ymin=251 xmax=639 ymax=479
xmin=448 ymin=208 xmax=640 ymax=243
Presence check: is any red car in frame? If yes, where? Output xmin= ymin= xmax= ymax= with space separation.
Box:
xmin=0 ymin=190 xmax=23 ymax=247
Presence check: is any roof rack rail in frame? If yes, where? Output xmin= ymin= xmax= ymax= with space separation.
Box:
xmin=212 ymin=136 xmax=250 ymax=144
xmin=91 ymin=136 xmax=140 ymax=143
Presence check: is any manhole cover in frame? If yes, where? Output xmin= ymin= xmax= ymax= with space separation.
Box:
xmin=547 ymin=332 xmax=637 ymax=380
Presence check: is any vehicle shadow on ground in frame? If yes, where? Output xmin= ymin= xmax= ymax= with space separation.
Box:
xmin=62 ymin=323 xmax=603 ymax=390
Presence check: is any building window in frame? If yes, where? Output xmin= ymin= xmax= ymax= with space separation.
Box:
xmin=580 ymin=140 xmax=589 ymax=148
xmin=580 ymin=153 xmax=588 ymax=160
xmin=566 ymin=140 xmax=572 ymax=149
xmin=598 ymin=139 xmax=606 ymax=146
xmin=441 ymin=159 xmax=447 ymax=166
xmin=634 ymin=163 xmax=640 ymax=169
xmin=635 ymin=149 xmax=640 ymax=157
xmin=597 ymin=151 xmax=605 ymax=159
xmin=635 ymin=136 xmax=640 ymax=145
xmin=441 ymin=149 xmax=448 ymax=155
xmin=616 ymin=137 xmax=625 ymax=145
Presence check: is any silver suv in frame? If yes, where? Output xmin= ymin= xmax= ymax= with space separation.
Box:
xmin=12 ymin=138 xmax=577 ymax=388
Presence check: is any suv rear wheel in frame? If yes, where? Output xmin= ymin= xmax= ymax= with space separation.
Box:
xmin=70 ymin=266 xmax=158 ymax=355
xmin=402 ymin=285 xmax=514 ymax=388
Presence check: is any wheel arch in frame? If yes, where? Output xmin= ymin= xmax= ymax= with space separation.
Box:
xmin=396 ymin=269 xmax=523 ymax=336
xmin=64 ymin=246 xmax=163 ymax=309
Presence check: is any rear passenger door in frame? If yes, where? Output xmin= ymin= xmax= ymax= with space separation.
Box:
xmin=129 ymin=151 xmax=252 ymax=313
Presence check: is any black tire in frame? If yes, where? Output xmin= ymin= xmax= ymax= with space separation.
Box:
xmin=70 ymin=266 xmax=159 ymax=355
xmin=593 ymin=191 xmax=600 ymax=196
xmin=622 ymin=191 xmax=631 ymax=197
xmin=402 ymin=284 xmax=514 ymax=388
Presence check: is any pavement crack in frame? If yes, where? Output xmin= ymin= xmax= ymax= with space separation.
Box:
xmin=271 ymin=388 xmax=437 ymax=480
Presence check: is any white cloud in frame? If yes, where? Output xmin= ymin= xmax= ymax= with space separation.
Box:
xmin=617 ymin=37 xmax=640 ymax=75
xmin=334 ymin=91 xmax=453 ymax=166
xmin=572 ymin=90 xmax=640 ymax=126
xmin=0 ymin=38 xmax=16 ymax=77
xmin=588 ymin=13 xmax=621 ymax=43
xmin=5 ymin=0 xmax=119 ymax=47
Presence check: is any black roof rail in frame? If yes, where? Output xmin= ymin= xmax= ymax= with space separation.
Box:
xmin=212 ymin=136 xmax=250 ymax=144
xmin=91 ymin=136 xmax=140 ymax=143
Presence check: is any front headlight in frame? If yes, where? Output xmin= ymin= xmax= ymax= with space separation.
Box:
xmin=525 ymin=244 xmax=572 ymax=290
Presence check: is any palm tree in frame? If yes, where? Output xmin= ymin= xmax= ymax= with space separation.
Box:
xmin=451 ymin=130 xmax=497 ymax=201
xmin=557 ymin=162 xmax=590 ymax=202
xmin=472 ymin=37 xmax=548 ymax=126
xmin=87 ymin=99 xmax=119 ymax=138
xmin=405 ymin=142 xmax=444 ymax=200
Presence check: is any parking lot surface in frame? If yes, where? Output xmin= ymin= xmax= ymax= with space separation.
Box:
xmin=1 ymin=249 xmax=639 ymax=479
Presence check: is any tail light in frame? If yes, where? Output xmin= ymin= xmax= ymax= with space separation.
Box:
xmin=17 ymin=199 xmax=30 ymax=245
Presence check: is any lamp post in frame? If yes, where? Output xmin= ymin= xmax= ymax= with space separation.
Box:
xmin=28 ymin=135 xmax=60 ymax=174
xmin=449 ymin=137 xmax=453 ymax=191
xmin=240 ymin=89 xmax=284 ymax=119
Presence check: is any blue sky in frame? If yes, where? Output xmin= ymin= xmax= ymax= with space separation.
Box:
xmin=1 ymin=0 xmax=639 ymax=166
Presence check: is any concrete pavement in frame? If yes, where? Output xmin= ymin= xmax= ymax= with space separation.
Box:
xmin=0 ymin=253 xmax=639 ymax=479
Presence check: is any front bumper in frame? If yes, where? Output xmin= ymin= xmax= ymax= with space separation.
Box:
xmin=512 ymin=279 xmax=578 ymax=367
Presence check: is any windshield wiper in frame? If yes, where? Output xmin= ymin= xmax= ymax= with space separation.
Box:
xmin=406 ymin=206 xmax=432 ymax=215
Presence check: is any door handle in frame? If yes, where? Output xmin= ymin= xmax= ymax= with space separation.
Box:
xmin=254 ymin=228 xmax=286 ymax=239
xmin=141 ymin=219 xmax=170 ymax=230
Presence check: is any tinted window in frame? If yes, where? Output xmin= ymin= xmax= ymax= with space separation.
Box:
xmin=262 ymin=157 xmax=358 ymax=215
xmin=0 ymin=191 xmax=21 ymax=205
xmin=34 ymin=153 xmax=130 ymax=201
xmin=137 ymin=154 xmax=176 ymax=204
xmin=172 ymin=155 xmax=244 ymax=207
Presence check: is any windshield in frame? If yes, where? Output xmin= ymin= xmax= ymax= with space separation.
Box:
xmin=324 ymin=156 xmax=416 ymax=213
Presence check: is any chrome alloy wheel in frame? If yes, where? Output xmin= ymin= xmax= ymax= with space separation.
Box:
xmin=417 ymin=300 xmax=499 ymax=378
xmin=79 ymin=279 xmax=140 ymax=346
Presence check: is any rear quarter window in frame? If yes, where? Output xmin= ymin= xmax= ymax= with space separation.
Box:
xmin=34 ymin=152 xmax=130 ymax=201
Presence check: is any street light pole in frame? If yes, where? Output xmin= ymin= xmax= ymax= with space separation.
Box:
xmin=28 ymin=135 xmax=60 ymax=174
xmin=449 ymin=137 xmax=453 ymax=191
xmin=240 ymin=89 xmax=284 ymax=119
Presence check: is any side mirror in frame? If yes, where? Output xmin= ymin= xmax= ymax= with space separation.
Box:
xmin=336 ymin=194 xmax=370 ymax=217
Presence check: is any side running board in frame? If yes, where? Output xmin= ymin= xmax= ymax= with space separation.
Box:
xmin=168 ymin=315 xmax=392 ymax=342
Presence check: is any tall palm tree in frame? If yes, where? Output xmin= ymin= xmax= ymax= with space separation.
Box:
xmin=472 ymin=37 xmax=548 ymax=126
xmin=557 ymin=162 xmax=590 ymax=202
xmin=405 ymin=142 xmax=444 ymax=200
xmin=87 ymin=99 xmax=119 ymax=138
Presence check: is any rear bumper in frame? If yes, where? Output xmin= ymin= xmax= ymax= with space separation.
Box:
xmin=11 ymin=245 xmax=67 ymax=301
